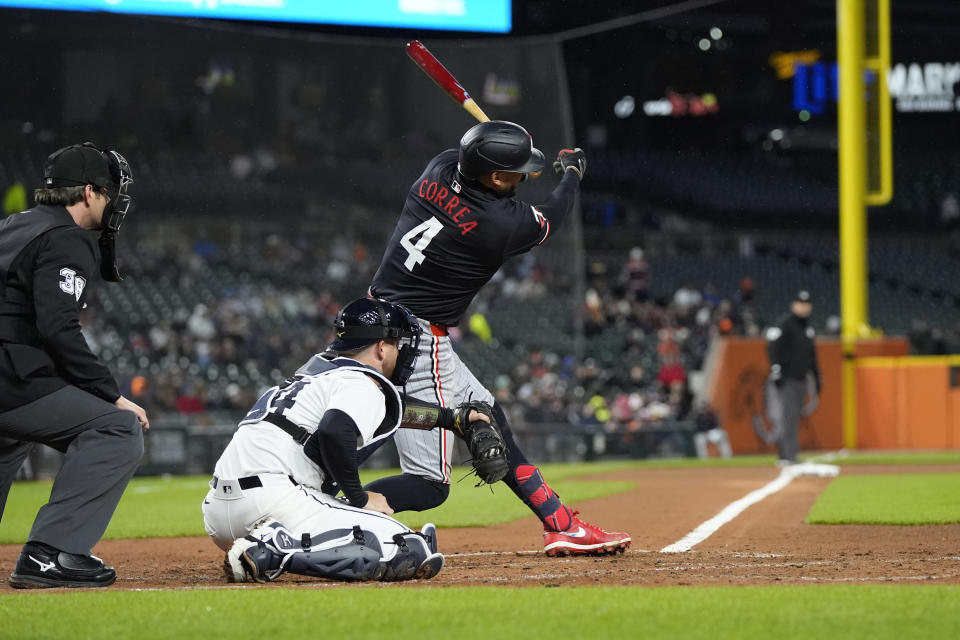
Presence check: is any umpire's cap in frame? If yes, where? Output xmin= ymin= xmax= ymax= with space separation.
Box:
xmin=43 ymin=142 xmax=134 ymax=234
xmin=43 ymin=142 xmax=114 ymax=190
xmin=458 ymin=120 xmax=546 ymax=180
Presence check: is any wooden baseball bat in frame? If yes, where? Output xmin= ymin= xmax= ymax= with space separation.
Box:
xmin=405 ymin=41 xmax=542 ymax=178
xmin=406 ymin=40 xmax=490 ymax=123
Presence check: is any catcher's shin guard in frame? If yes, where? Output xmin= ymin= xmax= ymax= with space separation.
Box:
xmin=287 ymin=543 xmax=383 ymax=582
xmin=420 ymin=522 xmax=438 ymax=554
xmin=228 ymin=520 xmax=383 ymax=582
xmin=379 ymin=531 xmax=444 ymax=581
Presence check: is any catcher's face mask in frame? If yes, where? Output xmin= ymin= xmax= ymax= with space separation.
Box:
xmin=326 ymin=298 xmax=422 ymax=386
xmin=390 ymin=303 xmax=421 ymax=386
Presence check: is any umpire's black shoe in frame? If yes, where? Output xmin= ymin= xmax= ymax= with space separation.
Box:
xmin=9 ymin=542 xmax=117 ymax=589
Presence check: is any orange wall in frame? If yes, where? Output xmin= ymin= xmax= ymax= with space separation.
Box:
xmin=857 ymin=356 xmax=960 ymax=449
xmin=707 ymin=337 xmax=909 ymax=453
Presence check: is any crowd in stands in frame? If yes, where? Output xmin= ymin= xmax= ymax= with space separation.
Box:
xmin=908 ymin=319 xmax=960 ymax=356
xmin=80 ymin=221 xmax=379 ymax=423
xmin=468 ymin=247 xmax=757 ymax=456
xmin=4 ymin=13 xmax=958 ymax=468
xmin=14 ymin=178 xmax=954 ymax=458
xmin=29 ymin=199 xmax=960 ymax=461
xmin=71 ymin=219 xmax=757 ymax=458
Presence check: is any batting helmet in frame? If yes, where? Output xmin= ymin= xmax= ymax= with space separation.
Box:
xmin=326 ymin=298 xmax=422 ymax=385
xmin=457 ymin=120 xmax=546 ymax=180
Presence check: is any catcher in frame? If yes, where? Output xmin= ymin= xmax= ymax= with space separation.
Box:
xmin=202 ymin=297 xmax=505 ymax=583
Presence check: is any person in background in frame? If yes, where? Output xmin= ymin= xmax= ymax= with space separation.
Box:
xmin=765 ymin=290 xmax=821 ymax=466
xmin=692 ymin=400 xmax=732 ymax=460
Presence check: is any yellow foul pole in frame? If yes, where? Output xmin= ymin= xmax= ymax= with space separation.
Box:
xmin=836 ymin=0 xmax=892 ymax=449
xmin=837 ymin=0 xmax=867 ymax=449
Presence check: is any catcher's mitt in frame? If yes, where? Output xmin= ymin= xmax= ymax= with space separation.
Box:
xmin=453 ymin=401 xmax=509 ymax=485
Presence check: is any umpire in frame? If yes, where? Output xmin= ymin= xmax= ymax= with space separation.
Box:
xmin=0 ymin=143 xmax=148 ymax=589
xmin=765 ymin=290 xmax=821 ymax=465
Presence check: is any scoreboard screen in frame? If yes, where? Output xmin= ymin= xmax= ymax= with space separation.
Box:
xmin=0 ymin=0 xmax=511 ymax=33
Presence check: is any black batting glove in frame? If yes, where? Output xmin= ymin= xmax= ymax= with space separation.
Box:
xmin=553 ymin=148 xmax=587 ymax=180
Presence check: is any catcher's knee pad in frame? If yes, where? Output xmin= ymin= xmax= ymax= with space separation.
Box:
xmin=227 ymin=518 xmax=288 ymax=583
xmin=379 ymin=531 xmax=444 ymax=582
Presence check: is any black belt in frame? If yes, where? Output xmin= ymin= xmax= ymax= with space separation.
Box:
xmin=212 ymin=475 xmax=298 ymax=490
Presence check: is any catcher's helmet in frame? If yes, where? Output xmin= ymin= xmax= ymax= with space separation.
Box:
xmin=326 ymin=297 xmax=422 ymax=385
xmin=457 ymin=120 xmax=546 ymax=180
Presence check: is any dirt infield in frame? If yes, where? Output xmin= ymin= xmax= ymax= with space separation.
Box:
xmin=2 ymin=464 xmax=958 ymax=591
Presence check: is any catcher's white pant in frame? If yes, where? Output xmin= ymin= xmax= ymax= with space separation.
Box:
xmin=202 ymin=473 xmax=412 ymax=561
xmin=395 ymin=318 xmax=495 ymax=483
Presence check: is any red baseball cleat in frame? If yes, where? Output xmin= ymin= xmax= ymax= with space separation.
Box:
xmin=543 ymin=511 xmax=631 ymax=557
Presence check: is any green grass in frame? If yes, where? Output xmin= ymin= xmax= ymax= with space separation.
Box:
xmin=0 ymin=475 xmax=211 ymax=543
xmin=817 ymin=450 xmax=960 ymax=466
xmin=0 ymin=585 xmax=957 ymax=640
xmin=5 ymin=451 xmax=958 ymax=544
xmin=807 ymin=474 xmax=960 ymax=525
xmin=4 ymin=454 xmax=959 ymax=639
xmin=0 ymin=463 xmax=637 ymax=544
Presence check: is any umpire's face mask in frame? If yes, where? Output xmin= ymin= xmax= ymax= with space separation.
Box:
xmin=98 ymin=150 xmax=134 ymax=282
xmin=102 ymin=150 xmax=133 ymax=233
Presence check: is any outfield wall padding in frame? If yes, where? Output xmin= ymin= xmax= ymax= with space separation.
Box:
xmin=706 ymin=337 xmax=911 ymax=453
xmin=857 ymin=356 xmax=960 ymax=449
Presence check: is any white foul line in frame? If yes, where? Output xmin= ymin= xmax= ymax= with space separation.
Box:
xmin=660 ymin=459 xmax=841 ymax=553
xmin=660 ymin=468 xmax=795 ymax=553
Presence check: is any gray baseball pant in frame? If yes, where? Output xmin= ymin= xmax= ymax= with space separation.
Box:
xmin=0 ymin=386 xmax=143 ymax=554
xmin=772 ymin=377 xmax=806 ymax=463
xmin=393 ymin=318 xmax=494 ymax=483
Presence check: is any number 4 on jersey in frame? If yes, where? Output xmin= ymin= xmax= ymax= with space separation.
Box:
xmin=400 ymin=217 xmax=444 ymax=271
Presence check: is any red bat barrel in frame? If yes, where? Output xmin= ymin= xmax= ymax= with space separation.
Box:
xmin=406 ymin=40 xmax=490 ymax=122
